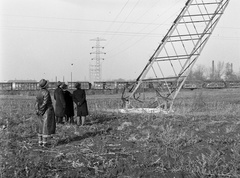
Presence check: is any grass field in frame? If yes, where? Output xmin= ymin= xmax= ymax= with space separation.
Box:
xmin=1 ymin=88 xmax=240 ymax=178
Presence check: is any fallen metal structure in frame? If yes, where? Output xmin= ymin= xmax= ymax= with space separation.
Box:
xmin=121 ymin=0 xmax=230 ymax=113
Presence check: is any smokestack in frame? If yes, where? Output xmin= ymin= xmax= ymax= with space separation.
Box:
xmin=212 ymin=60 xmax=215 ymax=80
xmin=231 ymin=63 xmax=233 ymax=73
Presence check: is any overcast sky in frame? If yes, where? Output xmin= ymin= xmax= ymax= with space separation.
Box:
xmin=0 ymin=0 xmax=239 ymax=82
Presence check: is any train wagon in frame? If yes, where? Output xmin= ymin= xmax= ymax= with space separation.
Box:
xmin=68 ymin=81 xmax=91 ymax=90
xmin=93 ymin=81 xmax=117 ymax=90
xmin=116 ymin=81 xmax=135 ymax=90
xmin=45 ymin=82 xmax=57 ymax=90
xmin=0 ymin=82 xmax=13 ymax=91
xmin=183 ymin=80 xmax=203 ymax=90
xmin=202 ymin=80 xmax=226 ymax=89
xmin=13 ymin=82 xmax=38 ymax=90
xmin=93 ymin=81 xmax=105 ymax=90
xmin=104 ymin=81 xmax=117 ymax=90
xmin=225 ymin=81 xmax=240 ymax=88
xmin=116 ymin=81 xmax=128 ymax=89
xmin=47 ymin=81 xmax=91 ymax=90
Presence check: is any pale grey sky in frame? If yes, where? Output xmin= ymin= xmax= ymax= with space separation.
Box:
xmin=0 ymin=0 xmax=239 ymax=82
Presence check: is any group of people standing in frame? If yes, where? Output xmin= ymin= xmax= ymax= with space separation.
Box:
xmin=35 ymin=79 xmax=88 ymax=147
xmin=54 ymin=81 xmax=88 ymax=126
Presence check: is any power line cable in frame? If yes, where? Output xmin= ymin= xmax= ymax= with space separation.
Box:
xmin=104 ymin=0 xmax=162 ymax=50
xmin=106 ymin=0 xmax=184 ymax=55
xmin=1 ymin=25 xmax=238 ymax=40
xmin=104 ymin=0 xmax=142 ymax=47
xmin=2 ymin=13 xmax=239 ymax=30
xmin=1 ymin=14 xmax=164 ymax=26
xmin=101 ymin=0 xmax=131 ymax=38
xmin=0 ymin=25 xmax=167 ymax=36
xmin=134 ymin=0 xmax=161 ymax=22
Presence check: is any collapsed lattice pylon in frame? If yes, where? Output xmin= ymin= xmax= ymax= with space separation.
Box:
xmin=122 ymin=0 xmax=230 ymax=113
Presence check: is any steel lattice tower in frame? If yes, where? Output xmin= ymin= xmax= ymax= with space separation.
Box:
xmin=122 ymin=0 xmax=230 ymax=112
xmin=90 ymin=37 xmax=106 ymax=82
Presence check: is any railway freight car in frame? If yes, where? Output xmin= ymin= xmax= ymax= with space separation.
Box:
xmin=183 ymin=80 xmax=203 ymax=90
xmin=13 ymin=82 xmax=38 ymax=90
xmin=93 ymin=81 xmax=117 ymax=90
xmin=68 ymin=81 xmax=91 ymax=90
xmin=116 ymin=81 xmax=135 ymax=90
xmin=0 ymin=82 xmax=13 ymax=90
xmin=225 ymin=81 xmax=240 ymax=88
xmin=202 ymin=80 xmax=226 ymax=89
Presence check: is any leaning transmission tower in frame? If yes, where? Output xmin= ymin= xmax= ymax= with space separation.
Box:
xmin=121 ymin=0 xmax=230 ymax=113
xmin=90 ymin=37 xmax=106 ymax=82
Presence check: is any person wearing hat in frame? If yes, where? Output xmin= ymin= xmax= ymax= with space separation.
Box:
xmin=72 ymin=82 xmax=89 ymax=126
xmin=53 ymin=81 xmax=66 ymax=124
xmin=62 ymin=83 xmax=74 ymax=124
xmin=35 ymin=79 xmax=56 ymax=147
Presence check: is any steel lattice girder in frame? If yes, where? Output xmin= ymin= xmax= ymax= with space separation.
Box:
xmin=124 ymin=0 xmax=230 ymax=110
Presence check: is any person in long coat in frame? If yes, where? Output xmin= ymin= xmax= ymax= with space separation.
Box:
xmin=72 ymin=82 xmax=88 ymax=126
xmin=62 ymin=83 xmax=74 ymax=124
xmin=54 ymin=81 xmax=66 ymax=124
xmin=35 ymin=79 xmax=56 ymax=147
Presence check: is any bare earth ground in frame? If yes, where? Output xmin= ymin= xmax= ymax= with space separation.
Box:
xmin=1 ymin=88 xmax=240 ymax=177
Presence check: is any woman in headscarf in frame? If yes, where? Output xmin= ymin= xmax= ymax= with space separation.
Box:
xmin=53 ymin=81 xmax=66 ymax=124
xmin=72 ymin=82 xmax=88 ymax=126
xmin=35 ymin=79 xmax=56 ymax=147
xmin=62 ymin=83 xmax=74 ymax=124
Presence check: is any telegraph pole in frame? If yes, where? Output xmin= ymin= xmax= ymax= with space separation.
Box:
xmin=90 ymin=37 xmax=106 ymax=82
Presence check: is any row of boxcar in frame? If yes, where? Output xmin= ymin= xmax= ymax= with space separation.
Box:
xmin=0 ymin=80 xmax=240 ymax=91
xmin=183 ymin=80 xmax=240 ymax=90
xmin=0 ymin=82 xmax=92 ymax=91
xmin=92 ymin=80 xmax=240 ymax=90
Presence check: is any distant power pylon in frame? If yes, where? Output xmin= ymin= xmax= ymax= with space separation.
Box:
xmin=90 ymin=37 xmax=106 ymax=82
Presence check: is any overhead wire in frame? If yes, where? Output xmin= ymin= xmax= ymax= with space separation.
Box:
xmin=104 ymin=0 xmax=163 ymax=52
xmin=1 ymin=15 xmax=238 ymax=38
xmin=1 ymin=25 xmax=238 ymax=41
xmin=101 ymin=0 xmax=131 ymax=39
xmin=104 ymin=0 xmax=142 ymax=47
xmin=106 ymin=0 xmax=185 ymax=58
xmin=1 ymin=14 xmax=166 ymax=26
xmin=134 ymin=0 xmax=161 ymax=22
xmin=2 ymin=13 xmax=239 ymax=30
xmin=0 ymin=25 xmax=167 ymax=37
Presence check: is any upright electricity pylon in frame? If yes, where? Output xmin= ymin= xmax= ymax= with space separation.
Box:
xmin=90 ymin=37 xmax=106 ymax=82
xmin=122 ymin=0 xmax=230 ymax=112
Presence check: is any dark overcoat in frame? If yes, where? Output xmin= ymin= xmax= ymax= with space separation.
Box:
xmin=54 ymin=87 xmax=66 ymax=117
xmin=72 ymin=88 xmax=89 ymax=116
xmin=63 ymin=90 xmax=74 ymax=117
xmin=35 ymin=88 xmax=56 ymax=135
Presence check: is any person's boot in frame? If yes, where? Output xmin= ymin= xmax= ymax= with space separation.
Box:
xmin=38 ymin=134 xmax=43 ymax=146
xmin=81 ymin=116 xmax=85 ymax=126
xmin=59 ymin=117 xmax=64 ymax=124
xmin=42 ymin=135 xmax=49 ymax=148
xmin=56 ymin=117 xmax=59 ymax=124
xmin=65 ymin=116 xmax=69 ymax=123
xmin=70 ymin=117 xmax=74 ymax=124
xmin=76 ymin=117 xmax=81 ymax=126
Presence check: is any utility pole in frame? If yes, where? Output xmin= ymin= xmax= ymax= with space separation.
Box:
xmin=71 ymin=63 xmax=73 ymax=89
xmin=90 ymin=37 xmax=106 ymax=82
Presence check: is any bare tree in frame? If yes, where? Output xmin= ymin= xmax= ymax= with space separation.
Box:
xmin=187 ymin=64 xmax=207 ymax=81
xmin=225 ymin=63 xmax=238 ymax=81
xmin=193 ymin=65 xmax=207 ymax=81
xmin=214 ymin=61 xmax=225 ymax=80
